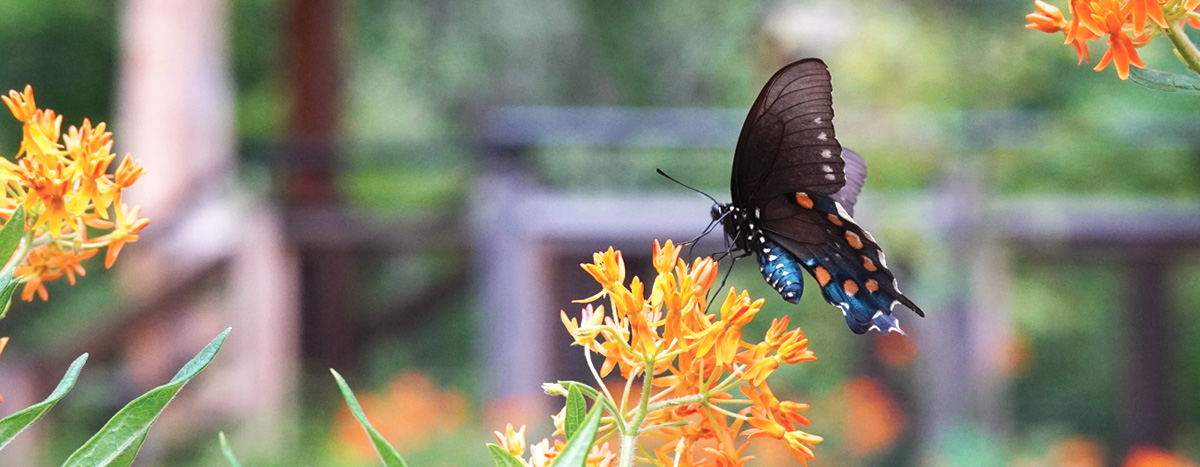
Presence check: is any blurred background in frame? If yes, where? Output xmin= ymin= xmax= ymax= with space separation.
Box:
xmin=0 ymin=0 xmax=1197 ymax=465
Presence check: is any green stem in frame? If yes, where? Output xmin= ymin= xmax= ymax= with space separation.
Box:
xmin=1163 ymin=20 xmax=1200 ymax=75
xmin=619 ymin=356 xmax=657 ymax=467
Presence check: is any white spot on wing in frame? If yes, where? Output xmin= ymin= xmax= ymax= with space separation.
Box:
xmin=817 ymin=132 xmax=827 ymax=141
xmin=821 ymin=149 xmax=832 ymax=158
xmin=834 ymin=202 xmax=855 ymax=222
xmin=824 ymin=174 xmax=836 ymax=180
xmin=822 ymin=165 xmax=833 ymax=173
xmin=878 ymin=251 xmax=888 ymax=268
xmin=768 ymin=255 xmax=778 ymax=261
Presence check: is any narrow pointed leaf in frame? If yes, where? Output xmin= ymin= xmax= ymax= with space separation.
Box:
xmin=487 ymin=444 xmax=526 ymax=467
xmin=330 ymin=369 xmax=408 ymax=467
xmin=564 ymin=384 xmax=586 ymax=440
xmin=0 ymin=353 xmax=87 ymax=451
xmin=551 ymin=404 xmax=603 ymax=467
xmin=0 ymin=206 xmax=26 ymax=320
xmin=219 ymin=432 xmax=242 ymax=467
xmin=1129 ymin=67 xmax=1200 ymax=94
xmin=0 ymin=207 xmax=25 ymax=261
xmin=62 ymin=328 xmax=231 ymax=467
xmin=0 ymin=276 xmax=20 ymax=319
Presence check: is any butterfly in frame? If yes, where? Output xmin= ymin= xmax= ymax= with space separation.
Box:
xmin=711 ymin=58 xmax=925 ymax=334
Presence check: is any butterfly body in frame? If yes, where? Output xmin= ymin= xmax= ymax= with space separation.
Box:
xmin=717 ymin=58 xmax=924 ymax=334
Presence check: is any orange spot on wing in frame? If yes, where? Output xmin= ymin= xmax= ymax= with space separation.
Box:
xmin=815 ymin=266 xmax=831 ymax=286
xmin=827 ymin=214 xmax=843 ymax=226
xmin=844 ymin=280 xmax=860 ymax=295
xmin=865 ymin=279 xmax=879 ymax=292
xmin=845 ymin=231 xmax=863 ymax=249
xmin=862 ymin=256 xmax=877 ymax=272
xmin=795 ymin=193 xmax=814 ymax=209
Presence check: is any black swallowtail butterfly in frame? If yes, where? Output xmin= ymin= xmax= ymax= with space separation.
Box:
xmin=712 ymin=58 xmax=925 ymax=334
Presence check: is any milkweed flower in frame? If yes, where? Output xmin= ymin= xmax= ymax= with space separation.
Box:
xmin=0 ymin=86 xmax=149 ymax=302
xmin=502 ymin=240 xmax=822 ymax=467
xmin=1025 ymin=0 xmax=1200 ymax=79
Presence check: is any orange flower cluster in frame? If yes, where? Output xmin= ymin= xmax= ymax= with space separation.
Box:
xmin=551 ymin=240 xmax=821 ymax=466
xmin=1025 ymin=0 xmax=1200 ymax=78
xmin=0 ymin=86 xmax=148 ymax=301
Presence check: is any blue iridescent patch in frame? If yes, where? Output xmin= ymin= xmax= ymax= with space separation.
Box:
xmin=756 ymin=239 xmax=805 ymax=304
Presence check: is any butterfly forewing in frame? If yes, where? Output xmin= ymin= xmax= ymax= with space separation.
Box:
xmin=732 ymin=59 xmax=844 ymax=207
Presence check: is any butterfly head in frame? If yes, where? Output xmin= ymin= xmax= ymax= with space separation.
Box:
xmin=712 ymin=202 xmax=754 ymax=252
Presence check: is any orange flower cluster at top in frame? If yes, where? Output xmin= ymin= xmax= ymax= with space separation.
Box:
xmin=1025 ymin=0 xmax=1200 ymax=79
xmin=547 ymin=240 xmax=820 ymax=466
xmin=0 ymin=86 xmax=148 ymax=301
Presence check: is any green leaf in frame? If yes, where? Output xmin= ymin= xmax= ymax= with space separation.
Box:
xmin=0 ymin=353 xmax=87 ymax=451
xmin=0 ymin=206 xmax=26 ymax=262
xmin=0 ymin=275 xmax=21 ymax=320
xmin=1128 ymin=67 xmax=1200 ymax=94
xmin=219 ymin=432 xmax=242 ymax=467
xmin=486 ymin=444 xmax=526 ymax=467
xmin=564 ymin=384 xmax=586 ymax=440
xmin=551 ymin=404 xmax=603 ymax=467
xmin=330 ymin=369 xmax=409 ymax=467
xmin=62 ymin=328 xmax=231 ymax=467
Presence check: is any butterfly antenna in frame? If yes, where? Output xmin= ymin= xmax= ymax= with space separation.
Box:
xmin=685 ymin=210 xmax=729 ymax=258
xmin=656 ymin=169 xmax=719 ymax=205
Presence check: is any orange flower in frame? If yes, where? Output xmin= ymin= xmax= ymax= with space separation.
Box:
xmin=93 ymin=202 xmax=149 ymax=268
xmin=580 ymin=247 xmax=625 ymax=297
xmin=113 ymin=154 xmax=146 ymax=190
xmin=1128 ymin=0 xmax=1167 ymax=35
xmin=528 ymin=439 xmax=561 ymax=467
xmin=777 ymin=329 xmax=816 ymax=364
xmin=1090 ymin=0 xmax=1147 ymax=79
xmin=744 ymin=412 xmax=823 ymax=466
xmin=1065 ymin=0 xmax=1101 ymax=63
xmin=11 ymin=246 xmax=94 ymax=301
xmin=652 ymin=238 xmax=681 ymax=274
xmin=1026 ymin=0 xmax=1067 ymax=32
xmin=1 ymin=86 xmax=37 ymax=123
xmin=551 ymin=242 xmax=821 ymax=466
xmin=0 ymin=86 xmax=149 ymax=302
xmin=494 ymin=423 xmax=526 ymax=457
xmin=561 ymin=304 xmax=606 ymax=348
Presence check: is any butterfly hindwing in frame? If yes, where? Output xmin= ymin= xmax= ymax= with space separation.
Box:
xmin=764 ymin=192 xmax=925 ymax=334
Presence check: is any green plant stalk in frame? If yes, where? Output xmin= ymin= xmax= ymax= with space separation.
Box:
xmin=619 ymin=357 xmax=657 ymax=467
xmin=1164 ymin=20 xmax=1200 ymax=74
